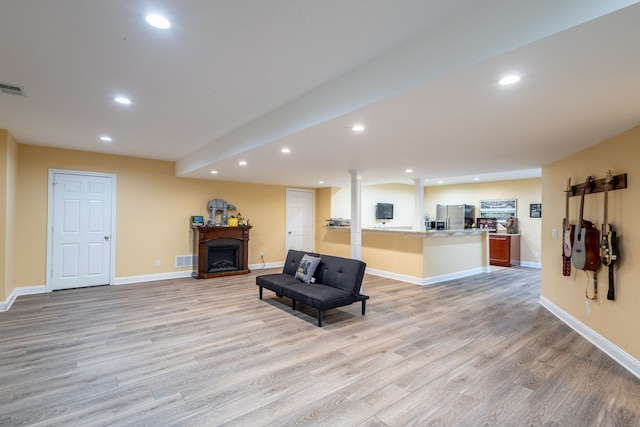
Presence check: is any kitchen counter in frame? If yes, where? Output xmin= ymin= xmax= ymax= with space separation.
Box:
xmin=323 ymin=226 xmax=490 ymax=284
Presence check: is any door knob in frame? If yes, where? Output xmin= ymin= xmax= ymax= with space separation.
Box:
xmin=104 ymin=235 xmax=110 ymax=240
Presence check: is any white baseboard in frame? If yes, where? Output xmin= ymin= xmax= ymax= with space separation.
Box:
xmin=249 ymin=261 xmax=284 ymax=271
xmin=364 ymin=268 xmax=424 ymax=285
xmin=0 ymin=285 xmax=46 ymax=312
xmin=114 ymin=270 xmax=194 ymax=285
xmin=539 ymin=296 xmax=640 ymax=380
xmin=520 ymin=261 xmax=541 ymax=268
xmin=1 ymin=265 xmax=284 ymax=311
xmin=365 ymin=266 xmax=490 ymax=286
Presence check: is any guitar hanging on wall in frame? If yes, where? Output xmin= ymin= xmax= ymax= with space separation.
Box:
xmin=562 ymin=177 xmax=574 ymax=276
xmin=571 ymin=176 xmax=600 ymax=272
xmin=600 ymin=170 xmax=619 ymax=300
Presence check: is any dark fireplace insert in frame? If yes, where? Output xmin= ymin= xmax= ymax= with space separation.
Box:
xmin=205 ymin=238 xmax=241 ymax=273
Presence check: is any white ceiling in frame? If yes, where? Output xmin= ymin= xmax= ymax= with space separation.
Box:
xmin=1 ymin=0 xmax=639 ymax=188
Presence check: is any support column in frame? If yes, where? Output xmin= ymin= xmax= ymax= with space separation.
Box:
xmin=349 ymin=170 xmax=362 ymax=260
xmin=413 ymin=178 xmax=425 ymax=231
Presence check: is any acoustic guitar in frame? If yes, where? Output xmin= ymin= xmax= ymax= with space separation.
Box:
xmin=562 ymin=177 xmax=574 ymax=276
xmin=599 ymin=170 xmax=619 ymax=300
xmin=571 ymin=176 xmax=600 ymax=271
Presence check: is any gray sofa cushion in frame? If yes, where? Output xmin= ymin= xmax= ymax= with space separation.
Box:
xmin=315 ymin=254 xmax=366 ymax=295
xmin=256 ymin=273 xmax=299 ymax=296
xmin=283 ymin=282 xmax=355 ymax=311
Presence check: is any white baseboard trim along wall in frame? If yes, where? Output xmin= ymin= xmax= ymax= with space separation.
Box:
xmin=365 ymin=266 xmax=491 ymax=286
xmin=539 ymin=295 xmax=640 ymax=380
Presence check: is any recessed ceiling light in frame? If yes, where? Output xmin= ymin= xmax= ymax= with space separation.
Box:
xmin=474 ymin=177 xmax=480 ymax=181
xmin=499 ymin=75 xmax=521 ymax=85
xmin=210 ymin=170 xmax=218 ymax=174
xmin=405 ymin=169 xmax=413 ymax=173
xmin=100 ymin=136 xmax=112 ymax=142
xmin=281 ymin=148 xmax=291 ymax=153
xmin=114 ymin=96 xmax=131 ymax=105
xmin=352 ymin=124 xmax=365 ymax=132
xmin=145 ymin=14 xmax=171 ymax=29
xmin=319 ymin=180 xmax=324 ymax=184
xmin=438 ymin=180 xmax=444 ymax=184
xmin=238 ymin=161 xmax=247 ymax=166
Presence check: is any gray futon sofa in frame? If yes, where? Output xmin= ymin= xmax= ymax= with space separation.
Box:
xmin=256 ymin=250 xmax=369 ymax=327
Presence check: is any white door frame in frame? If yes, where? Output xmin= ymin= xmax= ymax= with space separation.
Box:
xmin=45 ymin=169 xmax=117 ymax=292
xmin=285 ymin=188 xmax=315 ymax=254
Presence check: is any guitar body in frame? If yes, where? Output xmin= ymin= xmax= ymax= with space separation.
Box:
xmin=572 ymin=177 xmax=600 ymax=272
xmin=601 ymin=226 xmax=619 ymax=267
xmin=581 ymin=220 xmax=601 ymax=272
xmin=605 ymin=227 xmax=618 ymax=301
xmin=562 ymin=220 xmax=574 ymax=258
xmin=562 ymin=177 xmax=573 ymax=276
xmin=572 ymin=224 xmax=600 ymax=270
xmin=600 ymin=171 xmax=619 ymax=300
xmin=572 ymin=226 xmax=587 ymax=270
xmin=562 ymin=220 xmax=574 ymax=276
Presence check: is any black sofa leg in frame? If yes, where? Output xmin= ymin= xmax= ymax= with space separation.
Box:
xmin=292 ymin=300 xmax=296 ymax=311
xmin=259 ymin=286 xmax=263 ymax=300
xmin=362 ymin=300 xmax=366 ymax=315
xmin=317 ymin=310 xmax=323 ymax=327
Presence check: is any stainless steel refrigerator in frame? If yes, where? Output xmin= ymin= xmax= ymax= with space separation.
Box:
xmin=435 ymin=204 xmax=475 ymax=230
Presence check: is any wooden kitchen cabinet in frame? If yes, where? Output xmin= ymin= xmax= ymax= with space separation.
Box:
xmin=489 ymin=234 xmax=521 ymax=267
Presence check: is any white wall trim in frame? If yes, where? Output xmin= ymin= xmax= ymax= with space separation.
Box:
xmin=1 ymin=264 xmax=286 ymax=311
xmin=364 ymin=268 xmax=423 ymax=285
xmin=114 ymin=271 xmax=194 ymax=285
xmin=365 ymin=266 xmax=490 ymax=286
xmin=539 ymin=296 xmax=640 ymax=380
xmin=0 ymin=285 xmax=46 ymax=312
xmin=520 ymin=261 xmax=541 ymax=268
xmin=249 ymin=261 xmax=284 ymax=271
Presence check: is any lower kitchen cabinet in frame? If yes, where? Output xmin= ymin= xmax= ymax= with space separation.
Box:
xmin=489 ymin=234 xmax=521 ymax=267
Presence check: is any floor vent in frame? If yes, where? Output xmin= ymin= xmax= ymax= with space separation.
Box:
xmin=175 ymin=255 xmax=195 ymax=268
xmin=0 ymin=82 xmax=26 ymax=96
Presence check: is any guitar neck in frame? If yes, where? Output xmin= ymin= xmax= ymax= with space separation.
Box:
xmin=564 ymin=178 xmax=571 ymax=229
xmin=603 ymin=171 xmax=611 ymax=234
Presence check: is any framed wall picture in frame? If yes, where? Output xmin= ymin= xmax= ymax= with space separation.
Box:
xmin=530 ymin=203 xmax=542 ymax=218
xmin=479 ymin=198 xmax=517 ymax=224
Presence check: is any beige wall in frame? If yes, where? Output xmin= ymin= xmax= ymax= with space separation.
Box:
xmin=0 ymin=130 xmax=18 ymax=301
xmin=330 ymin=183 xmax=417 ymax=227
xmin=14 ymin=144 xmax=290 ymax=287
xmin=542 ymin=125 xmax=640 ymax=360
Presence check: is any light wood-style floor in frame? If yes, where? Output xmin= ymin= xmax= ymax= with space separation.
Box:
xmin=1 ymin=267 xmax=639 ymax=426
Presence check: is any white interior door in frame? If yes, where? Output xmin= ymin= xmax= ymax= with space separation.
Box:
xmin=49 ymin=172 xmax=114 ymax=290
xmin=286 ymin=188 xmax=315 ymax=253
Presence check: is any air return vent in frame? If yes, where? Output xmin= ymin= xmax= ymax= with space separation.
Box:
xmin=0 ymin=82 xmax=26 ymax=96
xmin=175 ymin=255 xmax=195 ymax=268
